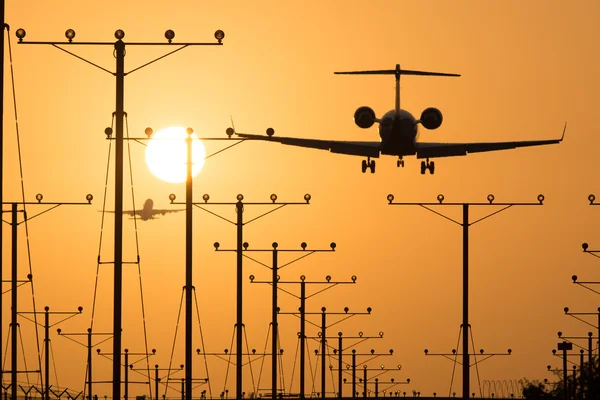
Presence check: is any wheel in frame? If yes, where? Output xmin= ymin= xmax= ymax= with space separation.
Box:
xmin=361 ymin=160 xmax=367 ymax=173
xmin=429 ymin=161 xmax=435 ymax=175
xmin=397 ymin=160 xmax=400 ymax=167
xmin=420 ymin=161 xmax=426 ymax=174
xmin=370 ymin=160 xmax=376 ymax=173
xmin=401 ymin=160 xmax=404 ymax=167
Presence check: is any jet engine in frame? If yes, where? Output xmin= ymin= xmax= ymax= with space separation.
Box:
xmin=353 ymin=106 xmax=376 ymax=129
xmin=419 ymin=107 xmax=443 ymax=130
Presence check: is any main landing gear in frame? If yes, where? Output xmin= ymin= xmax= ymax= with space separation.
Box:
xmin=397 ymin=156 xmax=404 ymax=168
xmin=420 ymin=159 xmax=435 ymax=175
xmin=362 ymin=158 xmax=376 ymax=173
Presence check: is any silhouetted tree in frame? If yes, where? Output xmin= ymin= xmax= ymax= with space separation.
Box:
xmin=522 ymin=356 xmax=600 ymax=399
xmin=520 ymin=379 xmax=554 ymax=399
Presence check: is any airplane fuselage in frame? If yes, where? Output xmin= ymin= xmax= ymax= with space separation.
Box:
xmin=140 ymin=199 xmax=154 ymax=220
xmin=378 ymin=109 xmax=418 ymax=157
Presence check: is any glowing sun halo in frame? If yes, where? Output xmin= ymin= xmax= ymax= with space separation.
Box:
xmin=145 ymin=126 xmax=206 ymax=183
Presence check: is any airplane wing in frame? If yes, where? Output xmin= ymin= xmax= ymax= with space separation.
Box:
xmin=153 ymin=209 xmax=184 ymax=216
xmin=102 ymin=210 xmax=141 ymax=216
xmin=416 ymin=124 xmax=566 ymax=159
xmin=236 ymin=132 xmax=382 ymax=158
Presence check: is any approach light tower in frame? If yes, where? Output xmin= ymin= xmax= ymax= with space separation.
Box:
xmin=387 ymin=193 xmax=544 ymax=399
xmin=15 ymin=27 xmax=224 ymax=400
xmin=2 ymin=194 xmax=92 ymax=400
xmin=171 ymin=192 xmax=311 ymax=400
xmin=218 ymin=241 xmax=336 ymax=400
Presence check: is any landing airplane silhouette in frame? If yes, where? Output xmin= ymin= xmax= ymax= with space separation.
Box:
xmin=104 ymin=199 xmax=183 ymax=221
xmin=231 ymin=64 xmax=565 ymax=174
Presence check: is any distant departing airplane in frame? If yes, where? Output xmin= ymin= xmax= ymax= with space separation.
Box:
xmin=232 ymin=64 xmax=565 ymax=174
xmin=104 ymin=199 xmax=183 ymax=221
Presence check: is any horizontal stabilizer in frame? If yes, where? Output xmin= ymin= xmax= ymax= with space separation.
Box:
xmin=335 ymin=64 xmax=460 ymax=78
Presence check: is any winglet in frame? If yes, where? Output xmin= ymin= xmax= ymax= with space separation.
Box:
xmin=560 ymin=122 xmax=567 ymax=141
xmin=230 ymin=115 xmax=236 ymax=133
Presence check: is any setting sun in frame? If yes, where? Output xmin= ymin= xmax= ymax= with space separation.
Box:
xmin=145 ymin=126 xmax=206 ymax=183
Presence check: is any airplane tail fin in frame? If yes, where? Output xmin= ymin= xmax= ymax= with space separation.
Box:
xmin=335 ymin=64 xmax=460 ymax=116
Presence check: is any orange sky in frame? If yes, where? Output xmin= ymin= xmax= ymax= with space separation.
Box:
xmin=2 ymin=0 xmax=600 ymax=397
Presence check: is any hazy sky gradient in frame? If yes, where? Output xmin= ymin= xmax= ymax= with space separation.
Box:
xmin=3 ymin=1 xmax=600 ymax=397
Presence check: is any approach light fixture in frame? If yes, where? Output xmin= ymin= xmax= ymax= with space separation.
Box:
xmin=583 ymin=243 xmax=589 ymax=251
xmin=202 ymin=194 xmax=210 ymax=203
xmin=437 ymin=194 xmax=445 ymax=203
xmin=226 ymin=127 xmax=234 ymax=137
xmin=572 ymin=275 xmax=578 ymax=282
xmin=65 ymin=29 xmax=76 ymax=42
xmin=270 ymin=194 xmax=277 ymax=203
xmin=237 ymin=194 xmax=244 ymax=201
xmin=272 ymin=242 xmax=278 ymax=249
xmin=214 ymin=29 xmax=225 ymax=43
xmin=589 ymin=194 xmax=596 ymax=205
xmin=213 ymin=242 xmax=220 ymax=250
xmin=304 ymin=193 xmax=311 ymax=203
xmin=145 ymin=127 xmax=153 ymax=138
xmin=165 ymin=29 xmax=175 ymax=43
xmin=114 ymin=29 xmax=125 ymax=40
xmin=105 ymin=127 xmax=113 ymax=138
xmin=86 ymin=194 xmax=94 ymax=203
xmin=266 ymin=128 xmax=275 ymax=137
xmin=35 ymin=193 xmax=43 ymax=202
xmin=330 ymin=242 xmax=336 ymax=250
xmin=169 ymin=193 xmax=176 ymax=203
xmin=16 ymin=28 xmax=26 ymax=41
xmin=387 ymin=194 xmax=394 ymax=204
xmin=487 ymin=194 xmax=495 ymax=204
xmin=537 ymin=194 xmax=545 ymax=204
xmin=301 ymin=242 xmax=307 ymax=250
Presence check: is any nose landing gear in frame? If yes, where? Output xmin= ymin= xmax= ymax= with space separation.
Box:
xmin=420 ymin=159 xmax=435 ymax=175
xmin=361 ymin=158 xmax=376 ymax=173
xmin=397 ymin=157 xmax=404 ymax=168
